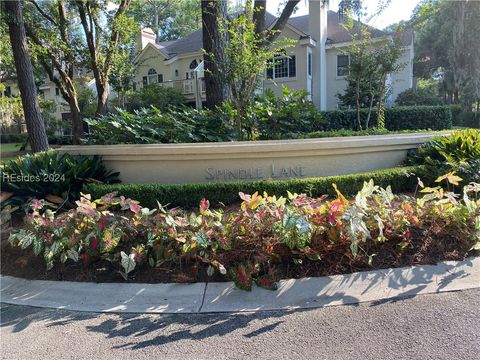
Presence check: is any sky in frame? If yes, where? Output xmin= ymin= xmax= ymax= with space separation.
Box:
xmin=266 ymin=0 xmax=421 ymax=30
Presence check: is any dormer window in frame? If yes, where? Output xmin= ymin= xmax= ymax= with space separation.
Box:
xmin=147 ymin=68 xmax=158 ymax=84
xmin=143 ymin=68 xmax=163 ymax=85
xmin=189 ymin=60 xmax=198 ymax=69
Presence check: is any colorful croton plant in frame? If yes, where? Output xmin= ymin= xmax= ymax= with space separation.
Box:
xmin=7 ymin=174 xmax=480 ymax=290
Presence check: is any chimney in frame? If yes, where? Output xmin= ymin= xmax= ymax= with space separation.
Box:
xmin=308 ymin=0 xmax=327 ymax=110
xmin=135 ymin=28 xmax=156 ymax=54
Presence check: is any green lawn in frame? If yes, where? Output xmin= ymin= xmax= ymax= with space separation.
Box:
xmin=0 ymin=143 xmax=23 ymax=153
xmin=0 ymin=143 xmax=30 ymax=164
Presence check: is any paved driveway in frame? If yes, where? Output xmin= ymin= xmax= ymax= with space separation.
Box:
xmin=1 ymin=289 xmax=479 ymax=360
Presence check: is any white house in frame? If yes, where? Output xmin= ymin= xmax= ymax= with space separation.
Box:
xmin=133 ymin=2 xmax=414 ymax=110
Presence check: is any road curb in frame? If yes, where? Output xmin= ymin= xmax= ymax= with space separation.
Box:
xmin=1 ymin=257 xmax=479 ymax=314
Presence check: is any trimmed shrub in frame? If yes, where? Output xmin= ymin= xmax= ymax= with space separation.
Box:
xmin=450 ymin=105 xmax=463 ymax=126
xmin=85 ymin=166 xmax=425 ymax=209
xmin=395 ymin=88 xmax=442 ymax=106
xmin=287 ymin=128 xmax=434 ymax=140
xmin=47 ymin=135 xmax=74 ymax=145
xmin=456 ymin=112 xmax=480 ymax=129
xmin=0 ymin=133 xmax=73 ymax=145
xmin=0 ymin=133 xmax=28 ymax=144
xmin=321 ymin=105 xmax=452 ymax=131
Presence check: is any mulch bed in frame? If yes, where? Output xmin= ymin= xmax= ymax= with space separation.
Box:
xmin=1 ymin=223 xmax=476 ymax=284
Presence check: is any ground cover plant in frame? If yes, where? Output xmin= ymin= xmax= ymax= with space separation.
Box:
xmin=3 ymin=175 xmax=479 ymax=290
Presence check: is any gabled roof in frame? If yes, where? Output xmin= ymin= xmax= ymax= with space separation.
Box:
xmin=149 ymin=10 xmax=411 ymax=59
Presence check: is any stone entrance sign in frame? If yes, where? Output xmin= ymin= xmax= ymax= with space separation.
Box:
xmin=57 ymin=133 xmax=437 ymax=184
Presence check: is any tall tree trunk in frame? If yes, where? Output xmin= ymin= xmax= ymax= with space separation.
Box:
xmin=201 ymin=0 xmax=228 ymax=109
xmin=253 ymin=0 xmax=267 ymax=34
xmin=376 ymin=75 xmax=387 ymax=129
xmin=366 ymin=85 xmax=375 ymax=130
xmin=69 ymin=97 xmax=83 ymax=143
xmin=77 ymin=0 xmax=131 ymax=116
xmin=5 ymin=0 xmax=49 ymax=152
xmin=96 ymin=83 xmax=109 ymax=116
xmin=355 ymin=78 xmax=362 ymax=130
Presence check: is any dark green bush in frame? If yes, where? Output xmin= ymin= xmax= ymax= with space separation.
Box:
xmin=0 ymin=133 xmax=28 ymax=144
xmin=85 ymin=166 xmax=425 ymax=209
xmin=1 ymin=150 xmax=120 ymax=205
xmin=455 ymin=112 xmax=480 ymax=128
xmin=85 ymin=107 xmax=235 ymax=144
xmin=408 ymin=129 xmax=480 ymax=183
xmin=395 ymin=88 xmax=442 ymax=106
xmin=450 ymin=105 xmax=463 ymax=126
xmin=1 ymin=134 xmax=73 ymax=145
xmin=169 ymin=106 xmax=236 ymax=142
xmin=385 ymin=106 xmax=452 ymax=131
xmin=285 ymin=128 xmax=434 ymax=139
xmin=248 ymin=87 xmax=325 ymax=140
xmin=47 ymin=135 xmax=73 ymax=145
xmin=125 ymin=84 xmax=186 ymax=112
xmin=320 ymin=106 xmax=452 ymax=131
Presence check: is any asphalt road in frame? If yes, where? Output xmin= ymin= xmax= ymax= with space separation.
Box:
xmin=1 ymin=289 xmax=479 ymax=360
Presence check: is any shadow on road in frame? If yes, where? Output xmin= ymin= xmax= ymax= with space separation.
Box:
xmin=0 ymin=257 xmax=475 ymax=350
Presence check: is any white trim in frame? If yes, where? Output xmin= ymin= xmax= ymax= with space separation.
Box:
xmin=326 ymin=36 xmax=392 ymax=50
xmin=299 ymin=37 xmax=316 ymax=47
xmin=267 ymin=54 xmax=297 ymax=80
xmin=268 ymin=21 xmax=307 ymax=39
xmin=164 ymin=51 xmax=203 ymax=65
xmin=134 ymin=42 xmax=168 ymax=64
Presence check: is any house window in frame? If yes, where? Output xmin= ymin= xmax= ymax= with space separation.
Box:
xmin=175 ymin=69 xmax=179 ymax=77
xmin=267 ymin=55 xmax=296 ymax=79
xmin=337 ymin=55 xmax=350 ymax=76
xmin=288 ymin=56 xmax=296 ymax=77
xmin=132 ymin=82 xmax=137 ymax=91
xmin=147 ymin=68 xmax=158 ymax=84
xmin=55 ymin=87 xmax=60 ymax=96
xmin=189 ymin=60 xmax=198 ymax=70
xmin=4 ymin=86 xmax=11 ymax=97
xmin=157 ymin=74 xmax=163 ymax=83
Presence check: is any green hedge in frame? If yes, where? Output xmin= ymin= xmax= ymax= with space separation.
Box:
xmin=454 ymin=111 xmax=480 ymax=128
xmin=0 ymin=133 xmax=28 ymax=144
xmin=85 ymin=166 xmax=426 ymax=209
xmin=292 ymin=128 xmax=433 ymax=139
xmin=321 ymin=106 xmax=452 ymax=131
xmin=0 ymin=133 xmax=73 ymax=145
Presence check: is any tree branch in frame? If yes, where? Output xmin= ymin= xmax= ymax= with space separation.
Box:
xmin=103 ymin=0 xmax=132 ymax=82
xmin=266 ymin=0 xmax=300 ymax=43
xmin=28 ymin=0 xmax=58 ymax=27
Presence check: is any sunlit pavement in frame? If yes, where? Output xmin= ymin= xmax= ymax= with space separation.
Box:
xmin=1 ymin=288 xmax=479 ymax=360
